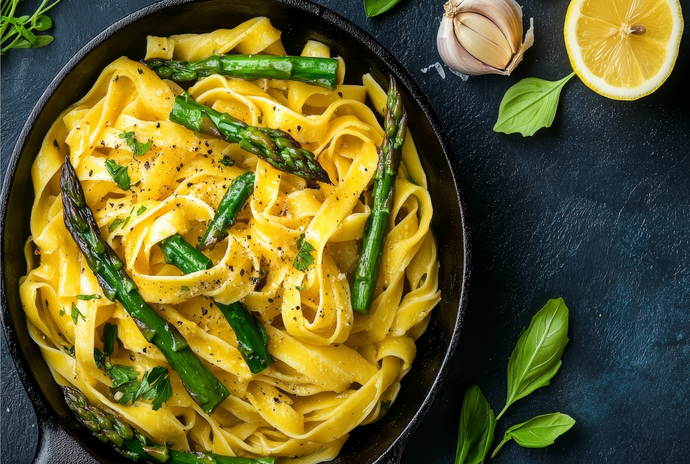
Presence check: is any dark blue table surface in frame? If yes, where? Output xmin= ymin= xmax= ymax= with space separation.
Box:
xmin=2 ymin=0 xmax=690 ymax=462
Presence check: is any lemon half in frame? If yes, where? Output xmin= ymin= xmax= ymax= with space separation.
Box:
xmin=564 ymin=0 xmax=684 ymax=101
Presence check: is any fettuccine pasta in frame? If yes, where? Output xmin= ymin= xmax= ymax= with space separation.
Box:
xmin=19 ymin=17 xmax=440 ymax=463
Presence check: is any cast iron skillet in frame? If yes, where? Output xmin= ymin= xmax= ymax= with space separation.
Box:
xmin=0 ymin=0 xmax=471 ymax=462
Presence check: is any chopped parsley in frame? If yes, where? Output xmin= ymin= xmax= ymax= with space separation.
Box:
xmin=109 ymin=218 xmax=123 ymax=232
xmin=119 ymin=131 xmax=152 ymax=157
xmin=219 ymin=155 xmax=234 ymax=167
xmin=103 ymin=322 xmax=118 ymax=357
xmin=70 ymin=303 xmax=85 ymax=325
xmin=293 ymin=233 xmax=315 ymax=271
xmin=136 ymin=206 xmax=147 ymax=216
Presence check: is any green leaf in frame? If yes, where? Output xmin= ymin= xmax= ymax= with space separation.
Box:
xmin=491 ymin=413 xmax=575 ymax=458
xmin=10 ymin=39 xmax=33 ymax=49
xmin=109 ymin=218 xmax=123 ymax=232
xmin=106 ymin=364 xmax=139 ymax=388
xmin=293 ymin=234 xmax=315 ymax=271
xmin=219 ymin=155 xmax=234 ymax=167
xmin=498 ymin=298 xmax=570 ymax=419
xmin=105 ymin=159 xmax=131 ymax=190
xmin=494 ymin=73 xmax=575 ymax=137
xmin=32 ymin=15 xmax=51 ymax=31
xmin=30 ymin=34 xmax=52 ymax=48
xmin=119 ymin=131 xmax=152 ymax=156
xmin=77 ymin=294 xmax=101 ymax=301
xmin=455 ymin=385 xmax=496 ymax=464
xmin=70 ymin=303 xmax=85 ymax=324
xmin=103 ymin=322 xmax=118 ymax=357
xmin=363 ymin=0 xmax=404 ymax=17
xmin=94 ymin=348 xmax=106 ymax=368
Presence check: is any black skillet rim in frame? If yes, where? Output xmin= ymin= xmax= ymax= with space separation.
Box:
xmin=0 ymin=0 xmax=472 ymax=461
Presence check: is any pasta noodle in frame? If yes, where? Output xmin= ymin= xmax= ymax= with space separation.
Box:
xmin=19 ymin=17 xmax=441 ymax=463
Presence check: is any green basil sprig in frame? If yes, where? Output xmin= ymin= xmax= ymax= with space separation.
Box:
xmin=491 ymin=413 xmax=576 ymax=457
xmin=455 ymin=386 xmax=496 ymax=464
xmin=455 ymin=298 xmax=574 ymax=463
xmin=494 ymin=73 xmax=575 ymax=137
xmin=498 ymin=297 xmax=569 ymax=419
xmin=363 ymin=0 xmax=404 ymax=17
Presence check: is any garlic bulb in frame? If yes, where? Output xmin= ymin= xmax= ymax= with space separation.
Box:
xmin=437 ymin=0 xmax=534 ymax=80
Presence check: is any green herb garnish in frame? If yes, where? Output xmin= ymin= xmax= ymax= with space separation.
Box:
xmin=70 ymin=303 xmax=85 ymax=324
xmin=455 ymin=385 xmax=496 ymax=464
xmin=103 ymin=322 xmax=118 ymax=357
xmin=293 ymin=233 xmax=315 ymax=271
xmin=494 ymin=73 xmax=576 ymax=137
xmin=109 ymin=218 xmax=123 ymax=232
xmin=136 ymin=206 xmax=147 ymax=216
xmin=491 ymin=413 xmax=576 ymax=458
xmin=1 ymin=0 xmax=63 ymax=54
xmin=455 ymin=298 xmax=574 ymax=463
xmin=119 ymin=131 xmax=152 ymax=157
xmin=363 ymin=0 xmax=404 ymax=17
xmin=219 ymin=155 xmax=234 ymax=167
xmin=77 ymin=294 xmax=101 ymax=301
xmin=105 ymin=159 xmax=131 ymax=190
xmin=499 ymin=297 xmax=570 ymax=418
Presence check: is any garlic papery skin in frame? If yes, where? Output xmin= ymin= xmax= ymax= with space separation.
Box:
xmin=437 ymin=0 xmax=535 ymax=79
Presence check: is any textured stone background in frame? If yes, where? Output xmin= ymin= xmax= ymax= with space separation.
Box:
xmin=2 ymin=0 xmax=690 ymax=462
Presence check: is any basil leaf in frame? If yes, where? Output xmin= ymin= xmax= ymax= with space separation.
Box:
xmin=103 ymin=322 xmax=118 ymax=357
xmin=77 ymin=294 xmax=101 ymax=301
xmin=494 ymin=73 xmax=575 ymax=137
xmin=498 ymin=298 xmax=569 ymax=419
xmin=119 ymin=131 xmax=152 ymax=156
xmin=455 ymin=385 xmax=496 ymax=464
xmin=491 ymin=413 xmax=575 ymax=458
xmin=364 ymin=0 xmax=404 ymax=17
xmin=105 ymin=159 xmax=131 ymax=190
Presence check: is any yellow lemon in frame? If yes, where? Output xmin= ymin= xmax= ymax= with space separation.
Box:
xmin=564 ymin=0 xmax=684 ymax=100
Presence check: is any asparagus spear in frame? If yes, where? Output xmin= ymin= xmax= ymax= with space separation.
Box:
xmin=198 ymin=171 xmax=255 ymax=251
xmin=64 ymin=386 xmax=275 ymax=464
xmin=60 ymin=156 xmax=229 ymax=414
xmin=351 ymin=76 xmax=408 ymax=314
xmin=144 ymin=55 xmax=339 ymax=90
xmin=170 ymin=92 xmax=331 ymax=184
xmin=158 ymin=234 xmax=271 ymax=374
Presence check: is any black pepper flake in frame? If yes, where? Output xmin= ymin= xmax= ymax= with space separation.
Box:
xmin=137 ymin=68 xmax=143 ymax=74
xmin=88 ymin=170 xmax=93 ymax=177
xmin=338 ymin=92 xmax=343 ymax=98
xmin=268 ymin=298 xmax=274 ymax=303
xmin=297 ymin=125 xmax=302 ymax=132
xmin=52 ymin=140 xmax=59 ymax=150
xmin=202 ymin=308 xmax=208 ymax=316
xmin=177 ymin=321 xmax=183 ymax=326
xmin=144 ymin=161 xmax=150 ymax=170
xmin=156 ymin=122 xmax=160 ymax=128
xmin=142 ymin=347 xmax=147 ymax=353
xmin=240 ymin=269 xmax=245 ymax=276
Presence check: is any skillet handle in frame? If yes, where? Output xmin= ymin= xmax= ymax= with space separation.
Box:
xmin=33 ymin=408 xmax=98 ymax=464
